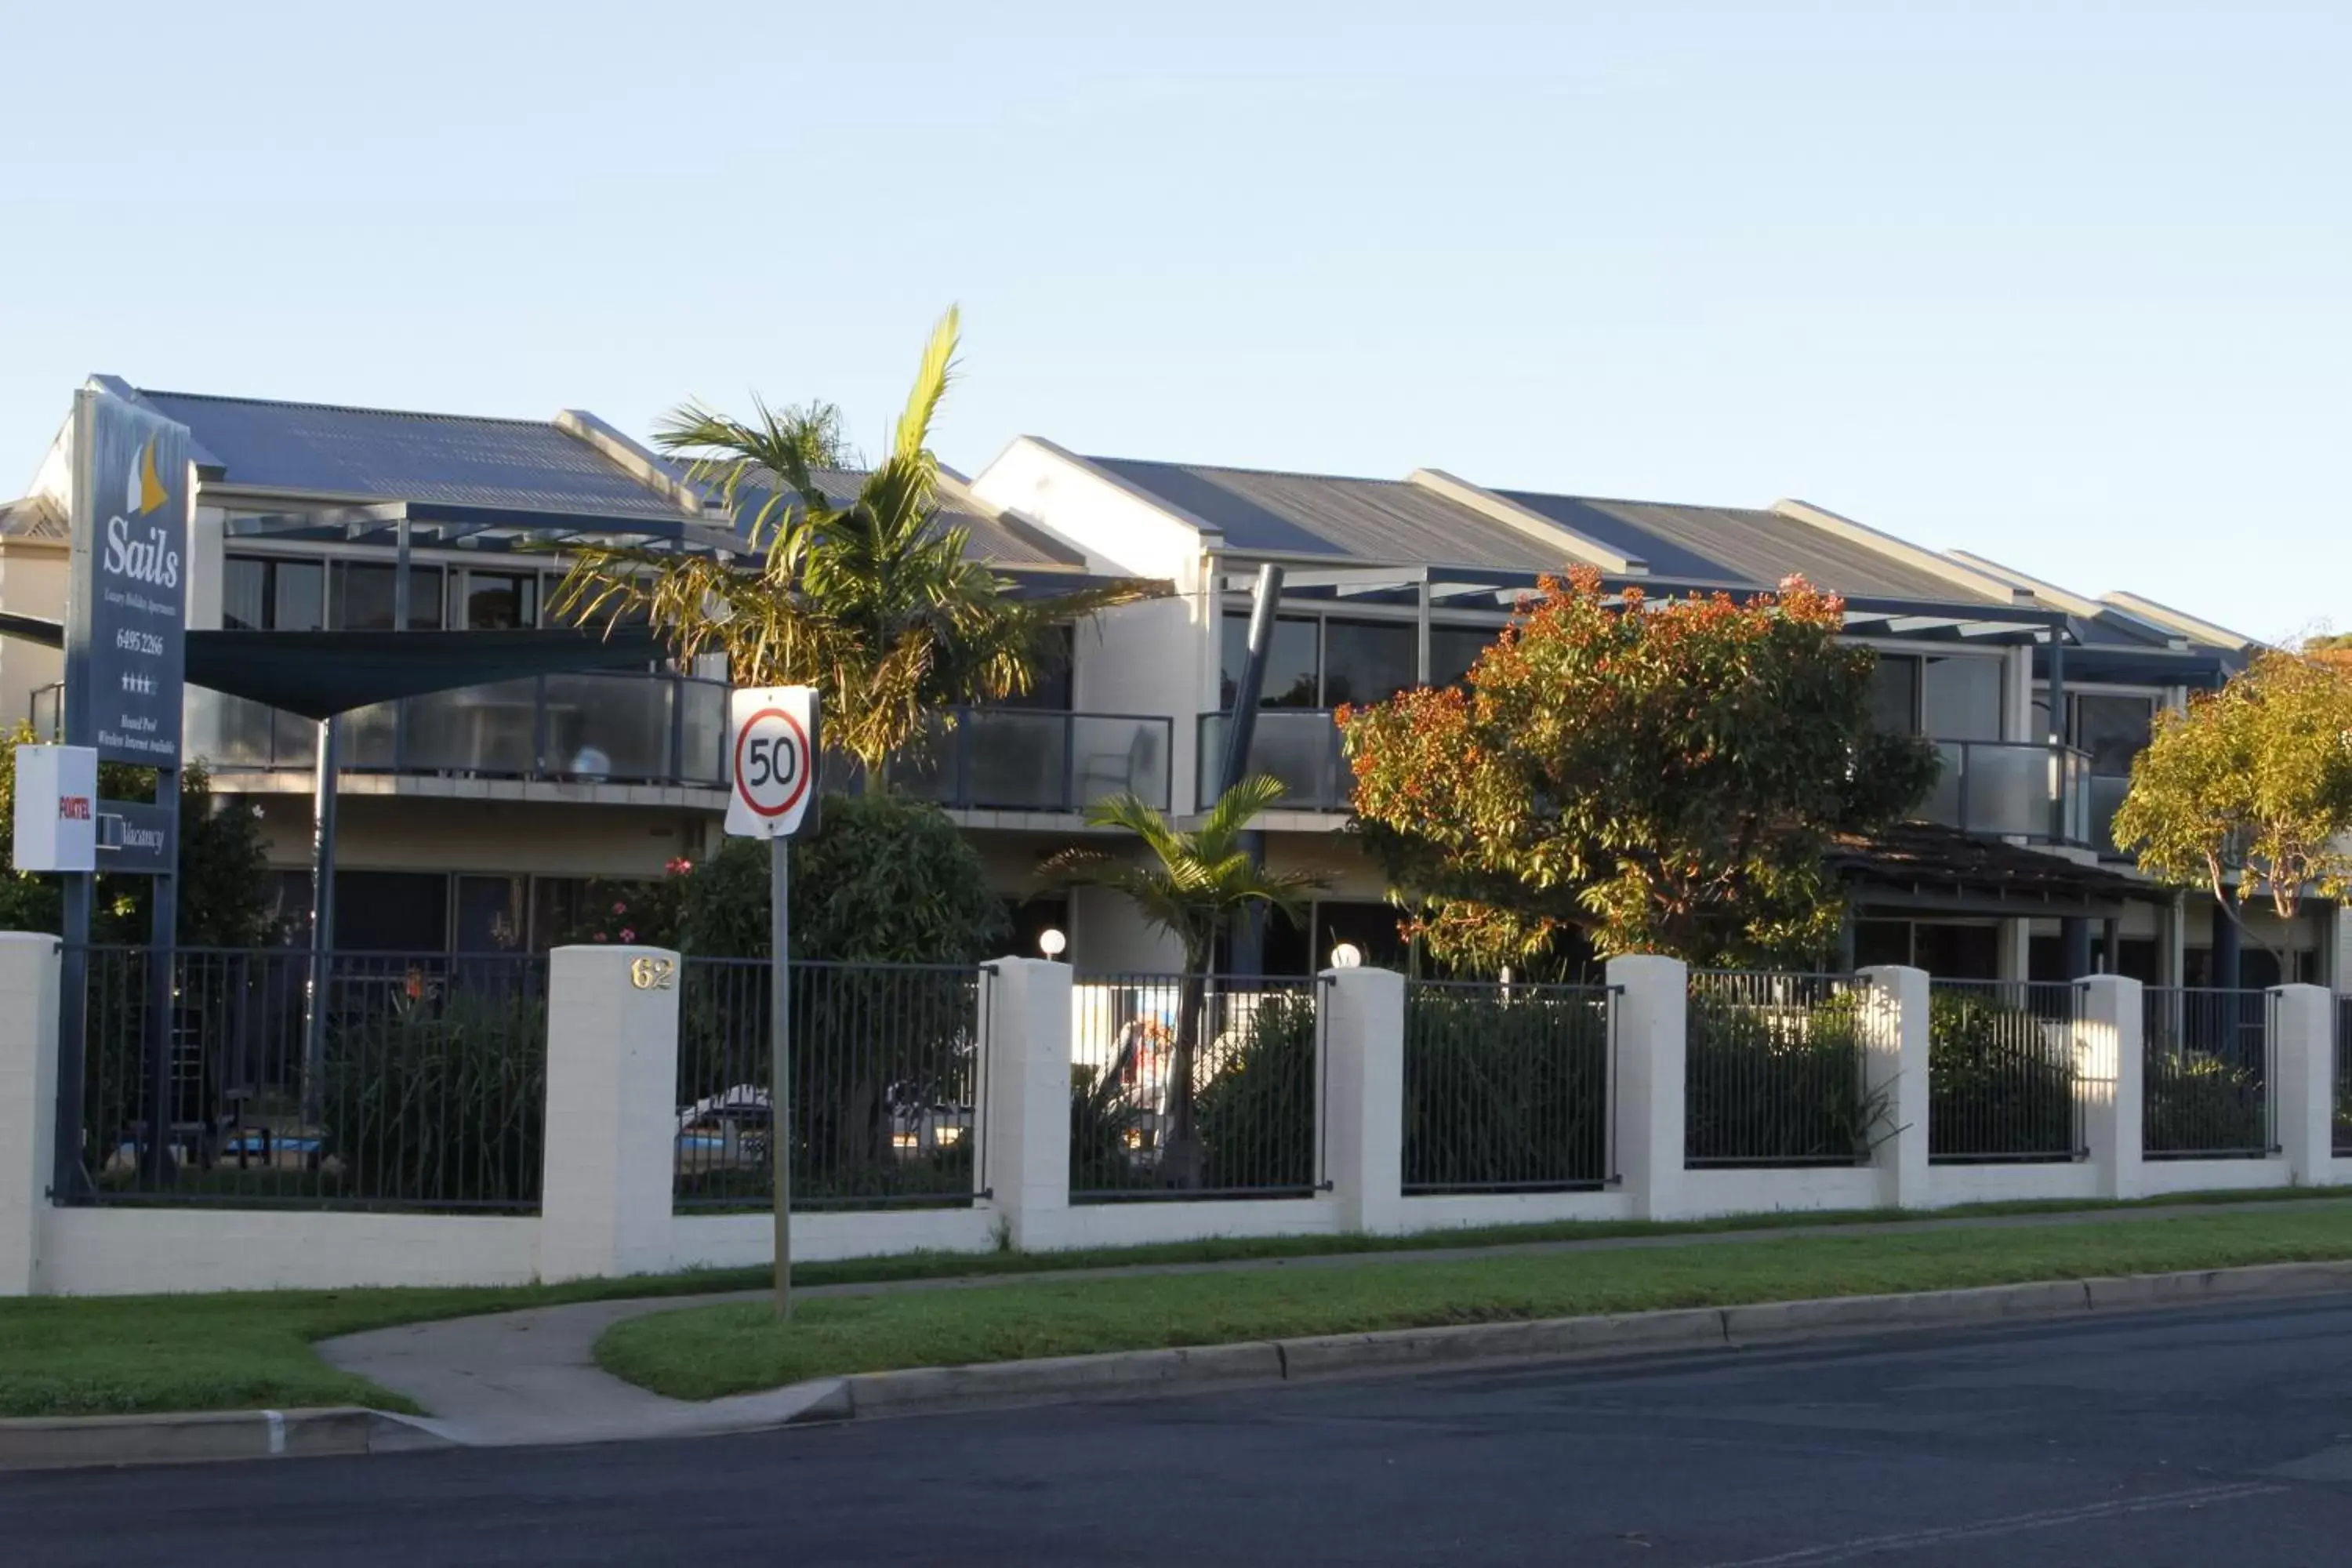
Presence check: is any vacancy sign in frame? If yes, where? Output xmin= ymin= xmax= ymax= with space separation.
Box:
xmin=725 ymin=687 xmax=820 ymax=838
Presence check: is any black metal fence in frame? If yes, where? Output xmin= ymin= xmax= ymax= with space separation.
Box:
xmin=1927 ymin=980 xmax=2085 ymax=1164
xmin=1069 ymin=975 xmax=1323 ymax=1202
xmin=1402 ymin=980 xmax=1614 ymax=1194
xmin=2336 ymin=995 xmax=2352 ymax=1160
xmin=2142 ymin=987 xmax=2274 ymax=1159
xmin=73 ymin=947 xmax=546 ymax=1210
xmin=1685 ymin=971 xmax=1877 ymax=1168
xmin=672 ymin=959 xmax=982 ymax=1212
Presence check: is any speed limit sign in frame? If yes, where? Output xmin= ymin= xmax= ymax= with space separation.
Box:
xmin=725 ymin=686 xmax=820 ymax=838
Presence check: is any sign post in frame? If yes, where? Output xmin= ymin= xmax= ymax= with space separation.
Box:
xmin=53 ymin=390 xmax=190 ymax=1196
xmin=725 ymin=686 xmax=820 ymax=1320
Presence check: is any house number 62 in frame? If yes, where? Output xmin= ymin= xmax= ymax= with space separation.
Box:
xmin=630 ymin=956 xmax=675 ymax=991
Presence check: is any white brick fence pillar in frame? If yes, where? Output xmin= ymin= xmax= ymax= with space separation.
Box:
xmin=2077 ymin=975 xmax=2144 ymax=1200
xmin=1322 ymin=965 xmax=1406 ymax=1235
xmin=977 ymin=957 xmax=1073 ymax=1248
xmin=1858 ymin=964 xmax=1932 ymax=1210
xmin=1605 ymin=954 xmax=1689 ymax=1221
xmin=540 ymin=945 xmax=681 ymax=1282
xmin=2270 ymin=983 xmax=2336 ymax=1186
xmin=0 ymin=934 xmax=60 ymax=1296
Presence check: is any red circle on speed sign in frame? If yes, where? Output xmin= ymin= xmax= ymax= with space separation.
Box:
xmin=732 ymin=707 xmax=813 ymax=820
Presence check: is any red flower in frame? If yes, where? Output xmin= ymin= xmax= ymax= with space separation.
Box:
xmin=619 ymin=928 xmax=637 ymax=944
xmin=612 ymin=901 xmax=628 ymax=916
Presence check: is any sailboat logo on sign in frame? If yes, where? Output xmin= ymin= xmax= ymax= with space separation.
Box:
xmin=125 ymin=437 xmax=169 ymax=515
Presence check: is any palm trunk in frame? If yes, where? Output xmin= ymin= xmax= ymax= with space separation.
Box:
xmin=1160 ymin=949 xmax=1210 ymax=1189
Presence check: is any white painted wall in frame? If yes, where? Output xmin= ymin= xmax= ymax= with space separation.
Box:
xmin=0 ymin=543 xmax=66 ymax=728
xmin=42 ymin=1210 xmax=541 ymax=1295
xmin=1073 ymin=595 xmax=1216 ymax=815
xmin=969 ymin=437 xmax=1210 ymax=589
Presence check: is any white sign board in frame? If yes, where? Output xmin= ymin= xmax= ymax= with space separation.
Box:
xmin=725 ymin=686 xmax=820 ymax=838
xmin=13 ymin=744 xmax=99 ymax=873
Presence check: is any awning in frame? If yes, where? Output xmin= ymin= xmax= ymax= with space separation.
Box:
xmin=0 ymin=614 xmax=666 ymax=721
xmin=1831 ymin=822 xmax=2161 ymax=920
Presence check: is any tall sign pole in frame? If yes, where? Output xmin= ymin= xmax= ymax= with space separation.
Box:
xmin=724 ymin=686 xmax=819 ymax=1320
xmin=56 ymin=390 xmax=190 ymax=1196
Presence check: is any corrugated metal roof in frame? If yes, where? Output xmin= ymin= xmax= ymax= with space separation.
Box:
xmin=1085 ymin=457 xmax=1572 ymax=571
xmin=664 ymin=460 xmax=1088 ymax=572
xmin=134 ymin=389 xmax=694 ymax=520
xmin=1494 ymin=491 xmax=1994 ymax=603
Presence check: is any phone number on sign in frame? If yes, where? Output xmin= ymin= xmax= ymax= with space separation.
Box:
xmin=113 ymin=628 xmax=165 ymax=657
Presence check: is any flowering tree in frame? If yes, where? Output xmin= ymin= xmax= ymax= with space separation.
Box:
xmin=1341 ymin=568 xmax=1940 ymax=971
xmin=2111 ymin=650 xmax=2352 ymax=953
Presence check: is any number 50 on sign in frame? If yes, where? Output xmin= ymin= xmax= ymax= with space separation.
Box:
xmin=725 ymin=686 xmax=821 ymax=839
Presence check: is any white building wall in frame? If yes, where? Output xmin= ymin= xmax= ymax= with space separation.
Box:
xmin=0 ymin=544 xmax=66 ymax=729
xmin=969 ymin=437 xmax=1210 ymax=590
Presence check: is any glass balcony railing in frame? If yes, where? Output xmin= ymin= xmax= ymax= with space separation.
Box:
xmin=1915 ymin=739 xmax=2094 ymax=845
xmin=1196 ymin=710 xmax=1350 ymax=812
xmin=880 ymin=709 xmax=1171 ymax=813
xmin=186 ymin=674 xmax=729 ymax=787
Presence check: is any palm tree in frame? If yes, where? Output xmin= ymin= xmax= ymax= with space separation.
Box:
xmin=1047 ymin=775 xmax=1325 ymax=1185
xmin=550 ymin=308 xmax=1151 ymax=784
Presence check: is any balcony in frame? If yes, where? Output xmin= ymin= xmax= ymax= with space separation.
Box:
xmin=187 ymin=673 xmax=729 ymax=788
xmin=882 ymin=709 xmax=1171 ymax=814
xmin=1196 ymin=710 xmax=1350 ymax=812
xmin=1915 ymin=739 xmax=2094 ymax=845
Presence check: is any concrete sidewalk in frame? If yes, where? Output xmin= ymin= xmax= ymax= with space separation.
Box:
xmin=316 ymin=1195 xmax=2352 ymax=1447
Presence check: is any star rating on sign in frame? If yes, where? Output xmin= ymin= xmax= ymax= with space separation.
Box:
xmin=118 ymin=671 xmax=156 ymax=696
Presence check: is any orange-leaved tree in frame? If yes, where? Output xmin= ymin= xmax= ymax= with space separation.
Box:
xmin=1340 ymin=567 xmax=1940 ymax=971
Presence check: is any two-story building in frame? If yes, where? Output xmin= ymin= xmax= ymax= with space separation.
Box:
xmin=2 ymin=378 xmax=2337 ymax=989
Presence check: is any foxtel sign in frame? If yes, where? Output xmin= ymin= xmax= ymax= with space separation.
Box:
xmin=69 ymin=392 xmax=190 ymax=769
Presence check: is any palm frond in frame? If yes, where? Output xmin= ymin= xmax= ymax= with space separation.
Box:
xmin=1197 ymin=774 xmax=1290 ymax=851
xmin=891 ymin=306 xmax=960 ymax=466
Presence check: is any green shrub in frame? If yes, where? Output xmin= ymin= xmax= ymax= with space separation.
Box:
xmin=1192 ymin=990 xmax=1318 ymax=1192
xmin=321 ymin=983 xmax=546 ymax=1207
xmin=1069 ymin=1063 xmax=1153 ymax=1195
xmin=2143 ymin=1052 xmax=2269 ymax=1156
xmin=1684 ymin=988 xmax=1882 ymax=1166
xmin=1926 ymin=990 xmax=2077 ymax=1160
xmin=1403 ymin=986 xmax=1610 ymax=1191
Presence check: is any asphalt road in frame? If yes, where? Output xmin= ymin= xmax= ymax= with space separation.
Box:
xmin=13 ymin=1295 xmax=2352 ymax=1566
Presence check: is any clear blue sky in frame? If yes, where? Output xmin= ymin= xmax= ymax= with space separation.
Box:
xmin=3 ymin=2 xmax=2344 ymax=642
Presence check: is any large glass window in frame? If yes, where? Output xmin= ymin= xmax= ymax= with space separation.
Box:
xmin=1220 ymin=615 xmax=1320 ymax=709
xmin=1319 ymin=620 xmax=1417 ymax=708
xmin=461 ymin=571 xmax=538 ymax=631
xmin=455 ymin=875 xmax=528 ymax=953
xmin=332 ymin=564 xmax=445 ymax=631
xmin=334 ymin=871 xmax=449 ymax=953
xmin=1921 ymin=655 xmax=2002 ymax=742
xmin=2072 ymin=695 xmax=2154 ymax=776
xmin=1867 ymin=655 xmax=1920 ymax=733
xmin=1429 ymin=626 xmax=1497 ymax=690
xmin=221 ymin=555 xmax=325 ymax=632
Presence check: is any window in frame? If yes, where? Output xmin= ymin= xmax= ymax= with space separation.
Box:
xmin=221 ymin=555 xmax=325 ymax=632
xmin=996 ymin=626 xmax=1075 ymax=710
xmin=1867 ymin=655 xmax=1921 ymax=734
xmin=529 ymin=877 xmax=594 ymax=951
xmin=1319 ymin=621 xmax=1417 ymax=708
xmin=332 ymin=564 xmax=445 ymax=630
xmin=461 ymin=571 xmax=538 ymax=631
xmin=1220 ymin=615 xmax=1320 ymax=709
xmin=1429 ymin=626 xmax=1496 ymax=690
xmin=1920 ymin=655 xmax=2002 ymax=742
xmin=2071 ymin=695 xmax=2154 ymax=777
xmin=455 ymin=876 xmax=528 ymax=953
xmin=334 ymin=872 xmax=450 ymax=953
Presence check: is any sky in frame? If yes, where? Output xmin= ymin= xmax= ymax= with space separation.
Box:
xmin=2 ymin=1 xmax=2345 ymax=643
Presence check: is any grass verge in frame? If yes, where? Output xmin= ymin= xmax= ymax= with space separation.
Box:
xmin=4 ymin=1187 xmax=2345 ymax=1419
xmin=596 ymin=1206 xmax=2352 ymax=1401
